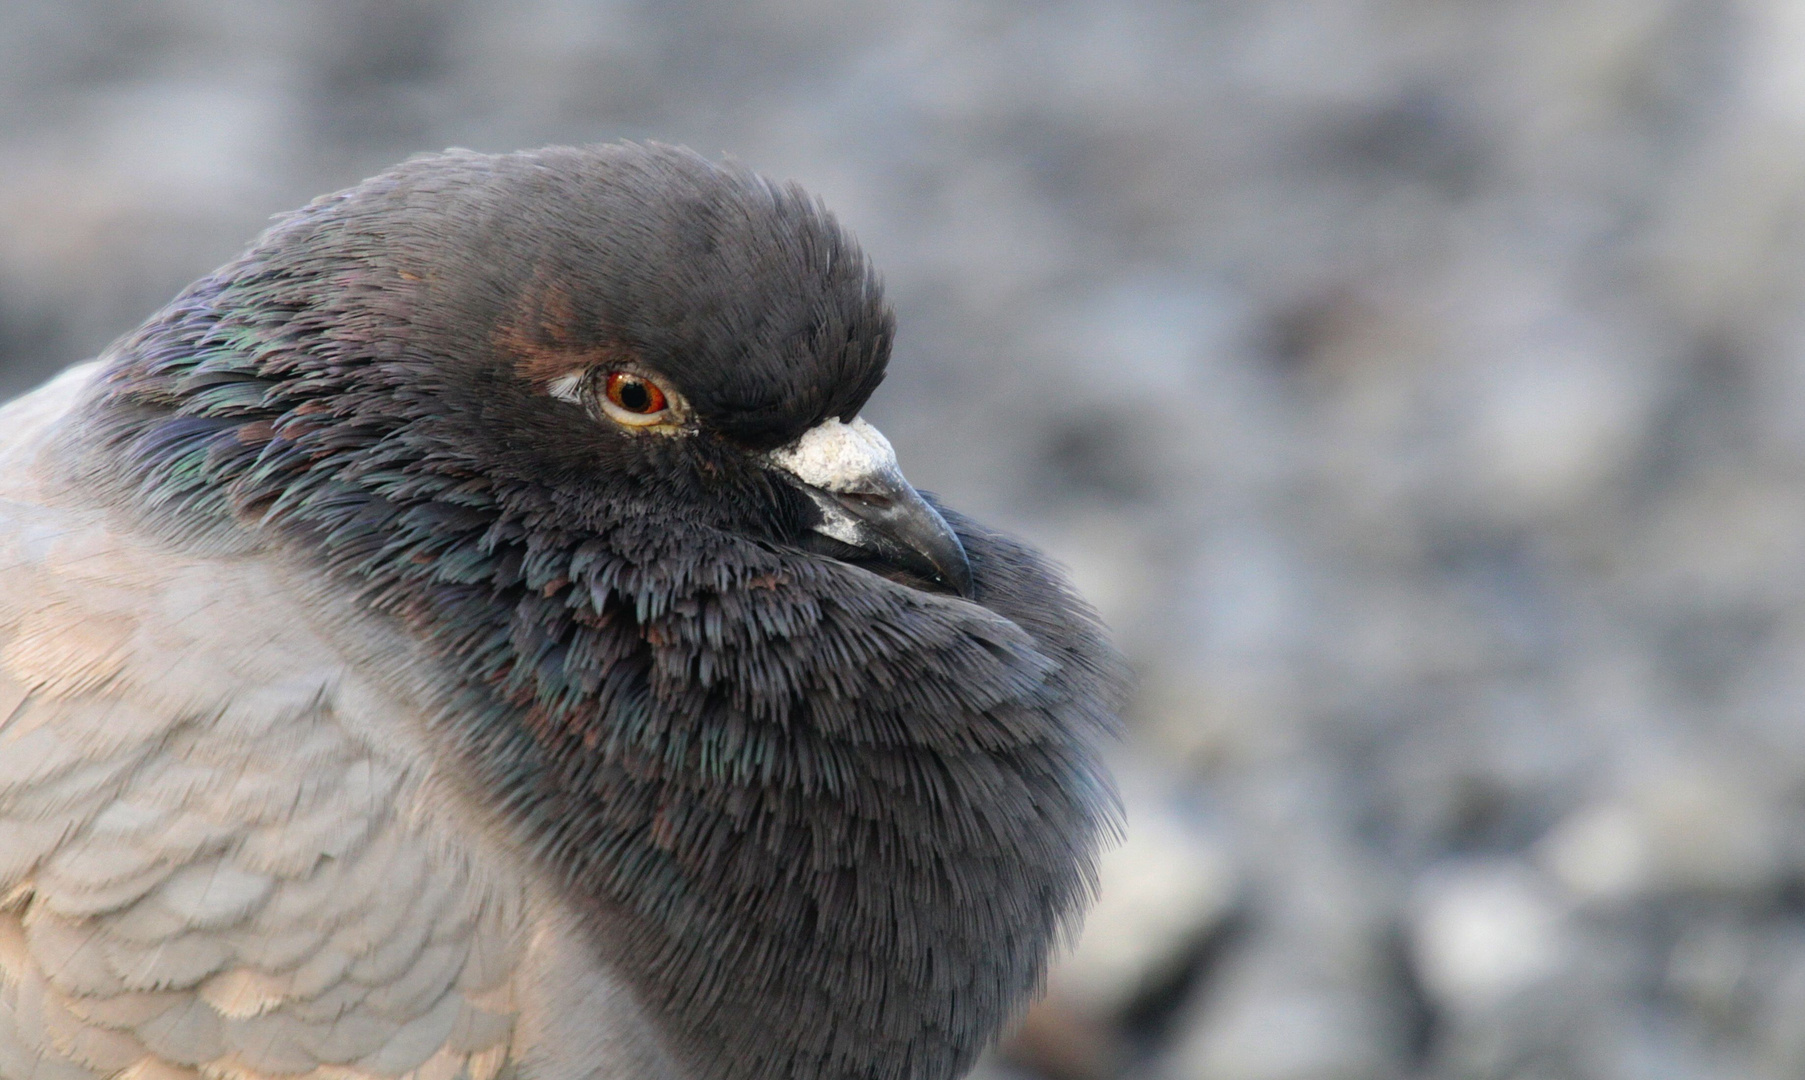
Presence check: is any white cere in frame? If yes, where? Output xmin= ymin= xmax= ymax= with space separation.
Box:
xmin=766 ymin=417 xmax=901 ymax=492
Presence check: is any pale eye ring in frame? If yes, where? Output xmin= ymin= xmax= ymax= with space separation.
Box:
xmin=596 ymin=370 xmax=676 ymax=427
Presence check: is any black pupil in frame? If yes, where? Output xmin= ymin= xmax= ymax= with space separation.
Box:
xmin=618 ymin=380 xmax=652 ymax=412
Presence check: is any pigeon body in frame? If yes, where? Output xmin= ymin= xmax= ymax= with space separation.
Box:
xmin=0 ymin=145 xmax=1123 ymax=1080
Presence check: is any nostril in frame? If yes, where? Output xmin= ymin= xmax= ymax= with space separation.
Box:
xmin=843 ymin=491 xmax=895 ymax=511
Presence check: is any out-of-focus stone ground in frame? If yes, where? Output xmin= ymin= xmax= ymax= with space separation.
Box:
xmin=7 ymin=2 xmax=1805 ymax=1077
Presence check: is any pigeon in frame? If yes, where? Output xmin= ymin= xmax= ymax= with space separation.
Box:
xmin=0 ymin=143 xmax=1124 ymax=1080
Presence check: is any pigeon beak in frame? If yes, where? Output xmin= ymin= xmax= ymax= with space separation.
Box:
xmin=766 ymin=418 xmax=975 ymax=598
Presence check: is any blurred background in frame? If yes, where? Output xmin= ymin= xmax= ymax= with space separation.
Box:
xmin=6 ymin=1 xmax=1805 ymax=1077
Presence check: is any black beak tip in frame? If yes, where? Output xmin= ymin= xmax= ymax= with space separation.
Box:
xmin=937 ymin=543 xmax=976 ymax=599
xmin=889 ymin=491 xmax=975 ymax=600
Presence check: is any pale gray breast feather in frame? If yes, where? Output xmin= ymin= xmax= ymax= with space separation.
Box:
xmin=0 ymin=365 xmax=560 ymax=1080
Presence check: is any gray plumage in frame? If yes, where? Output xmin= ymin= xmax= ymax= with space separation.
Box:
xmin=0 ymin=143 xmax=1124 ymax=1080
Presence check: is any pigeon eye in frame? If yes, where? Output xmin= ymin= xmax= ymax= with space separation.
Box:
xmin=598 ymin=371 xmax=673 ymax=427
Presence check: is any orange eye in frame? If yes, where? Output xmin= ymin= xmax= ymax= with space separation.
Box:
xmin=587 ymin=368 xmax=685 ymax=430
xmin=604 ymin=372 xmax=667 ymax=415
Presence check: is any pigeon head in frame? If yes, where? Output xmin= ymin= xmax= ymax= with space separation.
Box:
xmin=75 ymin=144 xmax=1121 ymax=1080
xmin=116 ymin=143 xmax=970 ymax=595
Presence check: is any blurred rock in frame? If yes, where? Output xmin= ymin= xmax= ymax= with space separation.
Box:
xmin=1003 ymin=766 xmax=1239 ymax=1080
xmin=1051 ymin=778 xmax=1239 ymax=1017
xmin=1407 ymin=859 xmax=1567 ymax=1014
xmin=1164 ymin=941 xmax=1400 ymax=1080
xmin=1539 ymin=759 xmax=1782 ymax=902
